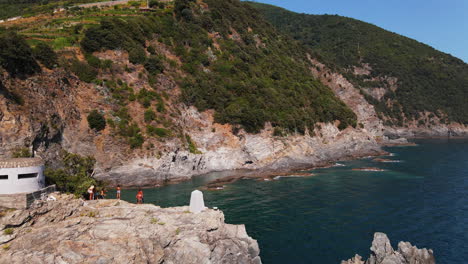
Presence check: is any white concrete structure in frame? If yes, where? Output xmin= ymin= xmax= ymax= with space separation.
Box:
xmin=0 ymin=158 xmax=45 ymax=195
xmin=189 ymin=190 xmax=206 ymax=213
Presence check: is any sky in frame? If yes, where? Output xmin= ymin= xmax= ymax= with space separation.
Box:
xmin=249 ymin=0 xmax=468 ymax=63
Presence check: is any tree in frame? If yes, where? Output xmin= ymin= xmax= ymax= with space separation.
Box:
xmin=0 ymin=32 xmax=40 ymax=77
xmin=87 ymin=110 xmax=106 ymax=131
xmin=45 ymin=152 xmax=98 ymax=197
xmin=33 ymin=42 xmax=57 ymax=69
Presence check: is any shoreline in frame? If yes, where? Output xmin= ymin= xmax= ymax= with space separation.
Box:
xmin=118 ymin=147 xmax=390 ymax=190
xmin=100 ymin=137 xmax=465 ymax=190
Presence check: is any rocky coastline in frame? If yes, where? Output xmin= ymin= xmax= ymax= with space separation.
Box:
xmin=342 ymin=232 xmax=435 ymax=264
xmin=0 ymin=194 xmax=261 ymax=264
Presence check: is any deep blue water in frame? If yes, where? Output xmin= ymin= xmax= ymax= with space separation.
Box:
xmin=113 ymin=139 xmax=468 ymax=263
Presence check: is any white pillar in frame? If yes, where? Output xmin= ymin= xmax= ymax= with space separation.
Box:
xmin=189 ymin=190 xmax=205 ymax=213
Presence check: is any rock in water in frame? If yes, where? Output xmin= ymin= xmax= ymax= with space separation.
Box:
xmin=189 ymin=190 xmax=206 ymax=213
xmin=342 ymin=232 xmax=435 ymax=264
xmin=0 ymin=194 xmax=261 ymax=264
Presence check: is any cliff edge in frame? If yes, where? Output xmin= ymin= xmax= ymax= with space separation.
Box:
xmin=0 ymin=194 xmax=261 ymax=264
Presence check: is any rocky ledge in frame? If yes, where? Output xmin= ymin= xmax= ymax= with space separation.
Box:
xmin=342 ymin=232 xmax=435 ymax=264
xmin=0 ymin=194 xmax=261 ymax=264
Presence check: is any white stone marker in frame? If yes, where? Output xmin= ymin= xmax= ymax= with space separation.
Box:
xmin=189 ymin=190 xmax=205 ymax=213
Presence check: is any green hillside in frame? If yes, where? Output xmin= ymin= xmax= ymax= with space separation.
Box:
xmin=0 ymin=0 xmax=357 ymax=136
xmin=249 ymin=2 xmax=468 ymax=126
xmin=0 ymin=0 xmax=111 ymax=20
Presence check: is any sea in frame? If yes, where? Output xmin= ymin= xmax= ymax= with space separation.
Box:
xmin=112 ymin=139 xmax=468 ymax=263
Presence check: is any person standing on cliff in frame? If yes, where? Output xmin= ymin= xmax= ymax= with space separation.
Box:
xmin=136 ymin=189 xmax=144 ymax=204
xmin=100 ymin=188 xmax=107 ymax=199
xmin=116 ymin=185 xmax=121 ymax=200
xmin=87 ymin=185 xmax=94 ymax=200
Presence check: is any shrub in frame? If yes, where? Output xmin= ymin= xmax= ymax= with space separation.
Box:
xmin=147 ymin=45 xmax=156 ymax=55
xmin=144 ymin=109 xmax=156 ymax=123
xmin=85 ymin=53 xmax=102 ymax=68
xmin=144 ymin=56 xmax=164 ymax=75
xmin=273 ymin=127 xmax=285 ymax=137
xmin=118 ymin=122 xmax=144 ymax=148
xmin=185 ymin=134 xmax=201 ymax=154
xmin=156 ymin=101 xmax=165 ymax=113
xmin=3 ymin=228 xmax=13 ymax=235
xmin=147 ymin=126 xmax=171 ymax=137
xmin=137 ymin=89 xmax=159 ymax=107
xmin=70 ymin=60 xmax=97 ymax=83
xmin=33 ymin=42 xmax=57 ymax=69
xmin=129 ymin=133 xmax=144 ymax=148
xmin=87 ymin=110 xmax=106 ymax=131
xmin=128 ymin=46 xmax=147 ymax=65
xmin=45 ymin=152 xmax=98 ymax=197
xmin=12 ymin=147 xmax=31 ymax=158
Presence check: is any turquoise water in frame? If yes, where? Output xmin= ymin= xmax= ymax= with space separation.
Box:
xmin=113 ymin=139 xmax=468 ymax=263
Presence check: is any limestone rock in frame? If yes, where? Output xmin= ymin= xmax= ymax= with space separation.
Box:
xmin=0 ymin=194 xmax=261 ymax=264
xmin=342 ymin=232 xmax=435 ymax=264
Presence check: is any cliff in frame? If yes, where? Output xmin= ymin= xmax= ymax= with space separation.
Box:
xmin=342 ymin=233 xmax=435 ymax=264
xmin=250 ymin=2 xmax=468 ymax=130
xmin=0 ymin=0 xmax=466 ymax=188
xmin=0 ymin=194 xmax=261 ymax=264
xmin=0 ymin=0 xmax=386 ymax=187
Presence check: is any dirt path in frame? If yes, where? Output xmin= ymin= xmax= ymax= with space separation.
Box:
xmin=77 ymin=0 xmax=131 ymax=8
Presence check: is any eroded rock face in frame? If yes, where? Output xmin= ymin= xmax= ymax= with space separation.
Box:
xmin=341 ymin=233 xmax=435 ymax=264
xmin=0 ymin=194 xmax=261 ymax=264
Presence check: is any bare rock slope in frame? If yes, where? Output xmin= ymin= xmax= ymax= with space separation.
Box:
xmin=0 ymin=194 xmax=261 ymax=264
xmin=342 ymin=232 xmax=435 ymax=264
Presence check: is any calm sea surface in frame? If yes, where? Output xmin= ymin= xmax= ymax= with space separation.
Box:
xmin=114 ymin=139 xmax=468 ymax=263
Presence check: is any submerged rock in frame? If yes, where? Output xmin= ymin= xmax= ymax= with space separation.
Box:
xmin=342 ymin=232 xmax=435 ymax=264
xmin=0 ymin=194 xmax=261 ymax=264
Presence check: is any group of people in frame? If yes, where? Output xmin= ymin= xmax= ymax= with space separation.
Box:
xmin=87 ymin=185 xmax=144 ymax=204
xmin=86 ymin=185 xmax=107 ymax=200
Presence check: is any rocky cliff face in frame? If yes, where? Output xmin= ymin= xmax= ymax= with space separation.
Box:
xmin=0 ymin=194 xmax=261 ymax=264
xmin=0 ymin=49 xmax=385 ymax=187
xmin=308 ymin=56 xmax=468 ymax=140
xmin=100 ymin=107 xmax=384 ymax=187
xmin=342 ymin=233 xmax=435 ymax=264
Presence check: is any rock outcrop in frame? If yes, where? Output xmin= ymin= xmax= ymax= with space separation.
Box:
xmin=0 ymin=194 xmax=261 ymax=264
xmin=342 ymin=233 xmax=435 ymax=264
xmin=100 ymin=110 xmax=385 ymax=187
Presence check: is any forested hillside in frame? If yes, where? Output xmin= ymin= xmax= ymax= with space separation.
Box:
xmin=249 ymin=2 xmax=468 ymax=126
xmin=0 ymin=0 xmax=357 ymax=141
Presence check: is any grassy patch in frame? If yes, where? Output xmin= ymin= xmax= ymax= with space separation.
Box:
xmin=3 ymin=228 xmax=14 ymax=235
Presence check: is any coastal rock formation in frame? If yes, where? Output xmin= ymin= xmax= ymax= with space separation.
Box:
xmin=0 ymin=194 xmax=261 ymax=264
xmin=99 ymin=110 xmax=384 ymax=187
xmin=342 ymin=232 xmax=435 ymax=264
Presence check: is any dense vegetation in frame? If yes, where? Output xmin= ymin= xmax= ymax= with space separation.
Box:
xmin=80 ymin=0 xmax=357 ymax=133
xmin=45 ymin=152 xmax=100 ymax=196
xmin=249 ymin=2 xmax=468 ymax=125
xmin=0 ymin=31 xmax=40 ymax=77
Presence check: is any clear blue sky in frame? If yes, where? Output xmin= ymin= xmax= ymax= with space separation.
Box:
xmin=249 ymin=0 xmax=468 ymax=62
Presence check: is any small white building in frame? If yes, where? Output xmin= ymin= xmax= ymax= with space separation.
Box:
xmin=0 ymin=158 xmax=45 ymax=195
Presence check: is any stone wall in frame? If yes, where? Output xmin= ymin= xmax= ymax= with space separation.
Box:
xmin=0 ymin=185 xmax=56 ymax=209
